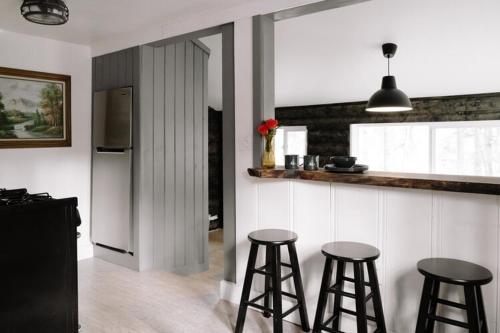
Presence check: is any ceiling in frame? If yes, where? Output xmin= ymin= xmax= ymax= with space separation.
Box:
xmin=274 ymin=0 xmax=500 ymax=107
xmin=0 ymin=0 xmax=256 ymax=46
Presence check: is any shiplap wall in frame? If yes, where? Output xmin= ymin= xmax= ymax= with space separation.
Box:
xmin=223 ymin=179 xmax=500 ymax=333
xmin=140 ymin=41 xmax=209 ymax=274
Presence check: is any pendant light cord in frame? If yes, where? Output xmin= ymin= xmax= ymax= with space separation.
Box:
xmin=387 ymin=57 xmax=390 ymax=76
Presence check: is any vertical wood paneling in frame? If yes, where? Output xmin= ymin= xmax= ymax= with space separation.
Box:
xmin=194 ymin=47 xmax=204 ymax=264
xmin=258 ymin=180 xmax=290 ymax=229
xmin=153 ymin=47 xmax=166 ymax=268
xmin=202 ymin=51 xmax=209 ymax=265
xmin=164 ymin=44 xmax=176 ymax=269
xmin=184 ymin=41 xmax=195 ymax=266
xmin=292 ymin=181 xmax=331 ymax=317
xmin=138 ymin=40 xmax=208 ymax=274
xmin=93 ymin=48 xmax=136 ymax=91
xmin=250 ymin=181 xmax=500 ymax=332
xmin=138 ymin=45 xmax=155 ymax=269
xmin=334 ymin=184 xmax=379 ymax=246
xmin=117 ymin=51 xmax=127 ymax=87
xmin=93 ymin=57 xmax=103 ymax=91
xmin=384 ymin=188 xmax=433 ymax=333
xmin=174 ymin=42 xmax=186 ymax=268
xmin=438 ymin=192 xmax=498 ymax=331
xmin=110 ymin=52 xmax=119 ymax=89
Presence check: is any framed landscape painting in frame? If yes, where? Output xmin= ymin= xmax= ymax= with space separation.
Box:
xmin=0 ymin=66 xmax=71 ymax=148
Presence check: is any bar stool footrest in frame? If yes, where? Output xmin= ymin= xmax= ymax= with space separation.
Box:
xmin=428 ymin=314 xmax=469 ymax=329
xmin=342 ymin=275 xmax=372 ymax=287
xmin=281 ymin=272 xmax=294 ymax=282
xmin=280 ymin=303 xmax=300 ymax=319
xmin=248 ymin=291 xmax=268 ymax=305
xmin=339 ymin=307 xmax=377 ymax=322
xmin=435 ymin=297 xmax=467 ymax=310
xmin=328 ymin=284 xmax=355 ymax=298
xmin=246 ymin=301 xmax=272 ymax=314
xmin=318 ymin=327 xmax=344 ymax=333
xmin=251 ymin=264 xmax=271 ymax=276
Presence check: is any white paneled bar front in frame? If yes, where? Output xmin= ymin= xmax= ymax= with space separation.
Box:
xmin=221 ymin=179 xmax=500 ymax=333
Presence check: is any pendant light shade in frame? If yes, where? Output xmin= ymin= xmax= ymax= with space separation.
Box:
xmin=366 ymin=43 xmax=412 ymax=112
xmin=21 ymin=0 xmax=69 ymax=26
xmin=366 ymin=76 xmax=413 ymax=112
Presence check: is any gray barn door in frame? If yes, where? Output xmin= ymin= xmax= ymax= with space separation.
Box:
xmin=140 ymin=40 xmax=209 ymax=274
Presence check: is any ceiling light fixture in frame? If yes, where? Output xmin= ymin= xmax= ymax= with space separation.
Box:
xmin=366 ymin=43 xmax=412 ymax=112
xmin=21 ymin=0 xmax=69 ymax=26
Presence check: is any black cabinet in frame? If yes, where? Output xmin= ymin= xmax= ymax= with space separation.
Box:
xmin=0 ymin=197 xmax=80 ymax=333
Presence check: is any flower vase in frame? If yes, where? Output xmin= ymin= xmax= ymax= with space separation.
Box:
xmin=262 ymin=136 xmax=275 ymax=169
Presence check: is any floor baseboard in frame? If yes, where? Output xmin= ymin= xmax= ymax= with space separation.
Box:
xmin=77 ymin=242 xmax=94 ymax=261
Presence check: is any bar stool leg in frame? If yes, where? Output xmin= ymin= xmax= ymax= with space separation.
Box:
xmin=235 ymin=243 xmax=259 ymax=333
xmin=415 ymin=277 xmax=433 ymax=333
xmin=288 ymin=243 xmax=310 ymax=331
xmin=353 ymin=262 xmax=368 ymax=333
xmin=263 ymin=245 xmax=272 ymax=318
xmin=426 ymin=279 xmax=440 ymax=333
xmin=331 ymin=260 xmax=345 ymax=331
xmin=464 ymin=285 xmax=481 ymax=333
xmin=271 ymin=245 xmax=283 ymax=333
xmin=366 ymin=261 xmax=386 ymax=332
xmin=475 ymin=286 xmax=488 ymax=333
xmin=313 ymin=257 xmax=333 ymax=333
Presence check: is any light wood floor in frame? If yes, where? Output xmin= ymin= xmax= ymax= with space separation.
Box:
xmin=78 ymin=229 xmax=303 ymax=333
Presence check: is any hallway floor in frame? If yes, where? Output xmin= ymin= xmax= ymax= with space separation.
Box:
xmin=78 ymin=229 xmax=303 ymax=332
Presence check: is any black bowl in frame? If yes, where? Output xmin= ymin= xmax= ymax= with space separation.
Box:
xmin=331 ymin=156 xmax=357 ymax=168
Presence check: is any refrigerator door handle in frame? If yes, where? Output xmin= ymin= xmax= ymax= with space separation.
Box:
xmin=96 ymin=147 xmax=131 ymax=154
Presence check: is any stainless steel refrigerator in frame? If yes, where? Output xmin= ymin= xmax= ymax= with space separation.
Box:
xmin=91 ymin=87 xmax=133 ymax=253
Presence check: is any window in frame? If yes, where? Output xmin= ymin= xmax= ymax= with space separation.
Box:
xmin=350 ymin=121 xmax=500 ymax=177
xmin=275 ymin=126 xmax=308 ymax=166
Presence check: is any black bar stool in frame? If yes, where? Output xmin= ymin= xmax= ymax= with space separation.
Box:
xmin=415 ymin=258 xmax=492 ymax=333
xmin=313 ymin=241 xmax=386 ymax=333
xmin=235 ymin=229 xmax=310 ymax=333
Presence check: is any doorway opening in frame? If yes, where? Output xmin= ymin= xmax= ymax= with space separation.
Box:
xmin=199 ymin=33 xmax=224 ymax=280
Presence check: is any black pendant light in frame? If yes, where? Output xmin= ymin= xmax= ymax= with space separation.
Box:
xmin=21 ymin=0 xmax=69 ymax=26
xmin=366 ymin=43 xmax=412 ymax=112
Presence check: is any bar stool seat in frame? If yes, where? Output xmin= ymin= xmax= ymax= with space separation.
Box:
xmin=417 ymin=258 xmax=493 ymax=285
xmin=248 ymin=229 xmax=298 ymax=245
xmin=235 ymin=229 xmax=310 ymax=333
xmin=322 ymin=241 xmax=380 ymax=262
xmin=416 ymin=258 xmax=493 ymax=333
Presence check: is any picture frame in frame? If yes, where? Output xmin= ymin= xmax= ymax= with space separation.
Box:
xmin=0 ymin=66 xmax=71 ymax=148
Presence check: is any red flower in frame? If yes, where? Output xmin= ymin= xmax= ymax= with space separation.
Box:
xmin=266 ymin=119 xmax=279 ymax=129
xmin=257 ymin=124 xmax=269 ymax=136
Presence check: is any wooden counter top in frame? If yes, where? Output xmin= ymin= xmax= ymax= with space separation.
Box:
xmin=248 ymin=168 xmax=500 ymax=196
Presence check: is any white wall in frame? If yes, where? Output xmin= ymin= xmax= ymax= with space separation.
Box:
xmin=0 ymin=30 xmax=93 ymax=260
xmin=275 ymin=0 xmax=500 ymax=106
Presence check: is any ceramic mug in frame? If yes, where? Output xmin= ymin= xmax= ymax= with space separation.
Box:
xmin=285 ymin=155 xmax=299 ymax=169
xmin=303 ymin=155 xmax=319 ymax=170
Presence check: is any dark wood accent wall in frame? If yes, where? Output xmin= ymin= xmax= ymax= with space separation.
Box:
xmin=276 ymin=92 xmax=500 ymax=164
xmin=209 ymin=107 xmax=223 ymax=230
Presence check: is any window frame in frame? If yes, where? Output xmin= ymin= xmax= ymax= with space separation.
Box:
xmin=275 ymin=125 xmax=308 ymax=166
xmin=350 ymin=120 xmax=500 ymax=176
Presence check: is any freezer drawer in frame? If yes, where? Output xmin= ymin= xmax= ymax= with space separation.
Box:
xmin=91 ymin=149 xmax=132 ymax=252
